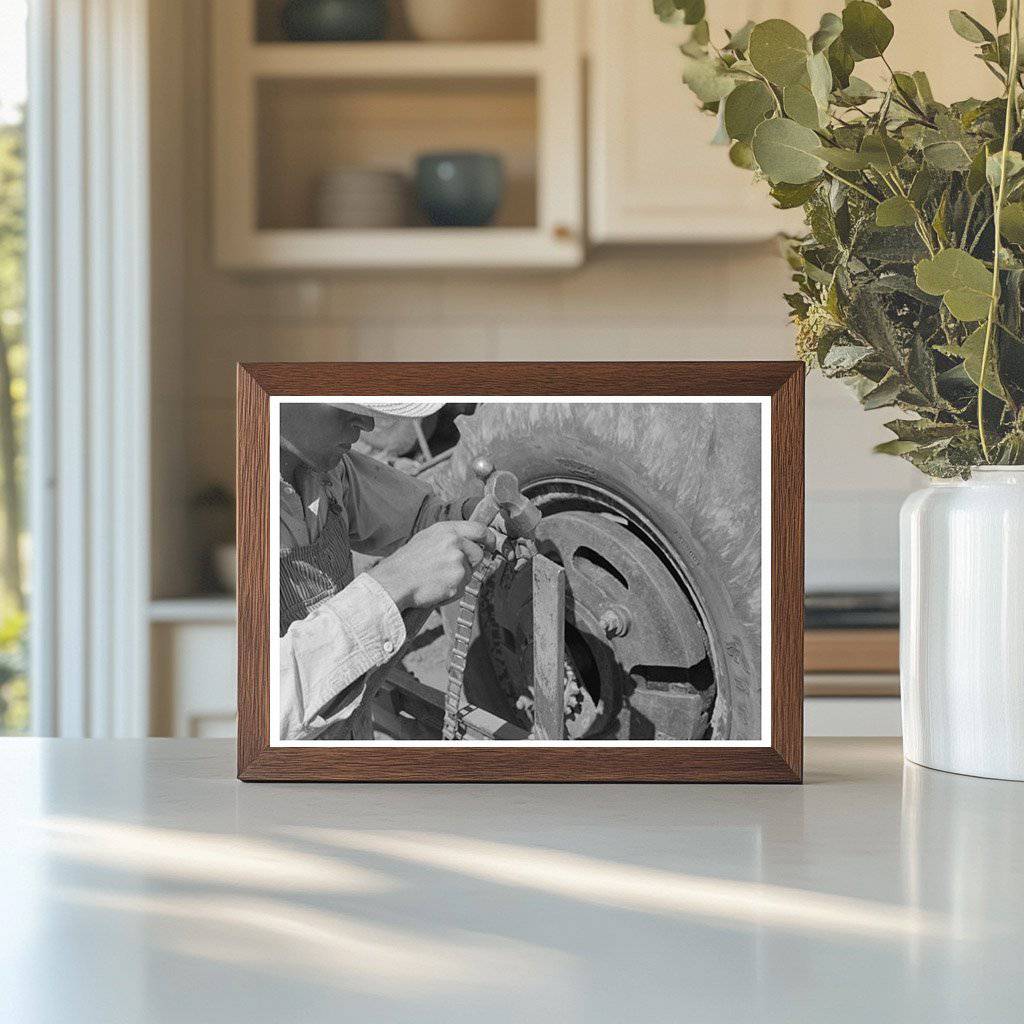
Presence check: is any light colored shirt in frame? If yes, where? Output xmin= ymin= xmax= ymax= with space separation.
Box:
xmin=279 ymin=451 xmax=455 ymax=740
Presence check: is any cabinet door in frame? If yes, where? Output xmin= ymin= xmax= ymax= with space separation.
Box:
xmin=588 ymin=1 xmax=814 ymax=243
xmin=588 ymin=1 xmax=1003 ymax=245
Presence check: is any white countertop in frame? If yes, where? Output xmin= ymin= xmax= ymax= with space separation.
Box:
xmin=1 ymin=738 xmax=1021 ymax=1023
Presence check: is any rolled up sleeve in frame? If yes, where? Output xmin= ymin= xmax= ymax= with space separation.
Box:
xmin=279 ymin=573 xmax=405 ymax=740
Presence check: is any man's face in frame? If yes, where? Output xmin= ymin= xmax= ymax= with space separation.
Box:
xmin=279 ymin=403 xmax=374 ymax=472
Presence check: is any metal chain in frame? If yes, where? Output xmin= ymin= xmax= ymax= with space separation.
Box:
xmin=442 ymin=539 xmax=585 ymax=741
xmin=442 ymin=551 xmax=504 ymax=740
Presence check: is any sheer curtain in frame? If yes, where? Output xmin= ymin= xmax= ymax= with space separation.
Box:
xmin=28 ymin=0 xmax=150 ymax=736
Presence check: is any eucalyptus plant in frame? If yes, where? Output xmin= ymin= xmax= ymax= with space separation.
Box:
xmin=658 ymin=0 xmax=1024 ymax=475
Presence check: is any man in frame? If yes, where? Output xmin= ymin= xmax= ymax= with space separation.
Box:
xmin=278 ymin=401 xmax=493 ymax=741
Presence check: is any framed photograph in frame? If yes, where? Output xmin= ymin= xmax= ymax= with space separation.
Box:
xmin=237 ymin=362 xmax=804 ymax=782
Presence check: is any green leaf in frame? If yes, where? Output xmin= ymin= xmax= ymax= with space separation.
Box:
xmin=855 ymin=225 xmax=929 ymax=263
xmin=842 ymin=1 xmax=894 ymax=60
xmin=862 ymin=374 xmax=902 ymax=409
xmin=724 ymin=20 xmax=755 ymax=53
xmin=915 ymin=249 xmax=994 ymax=321
xmin=986 ymin=150 xmax=1024 ymax=190
xmin=783 ymin=83 xmax=822 ymax=128
xmin=748 ymin=19 xmax=810 ymax=87
xmin=752 ymin=117 xmax=827 ymax=184
xmin=807 ymin=51 xmax=833 ymax=110
xmin=932 ymin=190 xmax=951 ymax=247
xmin=885 ymin=418 xmax=964 ymax=443
xmin=681 ymin=55 xmax=737 ymax=103
xmin=654 ymin=0 xmax=705 ymax=25
xmin=810 ymin=12 xmax=843 ymax=54
xmin=875 ymin=196 xmax=918 ymax=228
xmin=860 ymin=133 xmax=905 ymax=173
xmin=827 ymin=35 xmax=855 ymax=89
xmin=967 ymin=142 xmax=993 ymax=193
xmin=1000 ymin=202 xmax=1024 ymax=242
xmin=814 ymin=145 xmax=872 ymax=170
xmin=923 ymin=140 xmax=973 ymax=171
xmin=959 ymin=324 xmax=1007 ymax=398
xmin=770 ymin=179 xmax=820 ymax=209
xmin=892 ymin=72 xmax=919 ymax=102
xmin=837 ymin=75 xmax=877 ymax=105
xmin=993 ymin=0 xmax=1008 ymax=24
xmin=723 ymin=81 xmax=775 ymax=143
xmin=681 ymin=0 xmax=705 ymax=25
xmin=948 ymin=10 xmax=993 ymax=44
xmin=912 ymin=71 xmax=935 ymax=105
xmin=909 ymin=165 xmax=936 ymax=205
xmin=689 ymin=20 xmax=710 ymax=46
xmin=874 ymin=439 xmax=922 ymax=456
xmin=728 ymin=140 xmax=758 ymax=169
xmin=653 ymin=0 xmax=676 ymax=23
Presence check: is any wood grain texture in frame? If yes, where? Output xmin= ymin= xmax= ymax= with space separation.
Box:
xmin=531 ymin=555 xmax=566 ymax=742
xmin=237 ymin=361 xmax=805 ymax=783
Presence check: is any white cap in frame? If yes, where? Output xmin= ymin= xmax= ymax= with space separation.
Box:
xmin=326 ymin=400 xmax=444 ymax=419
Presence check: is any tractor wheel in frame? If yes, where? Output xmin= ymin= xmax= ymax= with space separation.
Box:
xmin=436 ymin=402 xmax=763 ymax=741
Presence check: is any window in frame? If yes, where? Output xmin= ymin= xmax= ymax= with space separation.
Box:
xmin=0 ymin=0 xmax=28 ymax=734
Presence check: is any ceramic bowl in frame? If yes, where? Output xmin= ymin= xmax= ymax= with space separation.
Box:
xmin=403 ymin=0 xmax=534 ymax=42
xmin=415 ymin=152 xmax=505 ymax=228
xmin=314 ymin=167 xmax=409 ymax=228
xmin=281 ymin=0 xmax=388 ymax=42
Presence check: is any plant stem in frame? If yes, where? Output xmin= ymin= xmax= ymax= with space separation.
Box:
xmin=979 ymin=0 xmax=1021 ymax=463
xmin=749 ymin=69 xmax=783 ymax=116
xmin=821 ymin=167 xmax=879 ymax=203
xmin=881 ymin=54 xmax=930 ymax=120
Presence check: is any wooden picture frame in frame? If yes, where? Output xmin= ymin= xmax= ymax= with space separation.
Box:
xmin=237 ymin=362 xmax=804 ymax=782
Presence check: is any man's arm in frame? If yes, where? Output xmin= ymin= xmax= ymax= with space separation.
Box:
xmin=280 ymin=573 xmax=405 ymax=740
xmin=280 ymin=520 xmax=496 ymax=740
xmin=336 ymin=451 xmax=481 ymax=555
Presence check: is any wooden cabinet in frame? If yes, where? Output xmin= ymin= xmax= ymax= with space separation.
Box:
xmin=212 ymin=0 xmax=583 ymax=269
xmin=587 ymin=0 xmax=998 ymax=244
xmin=588 ymin=1 xmax=811 ymax=243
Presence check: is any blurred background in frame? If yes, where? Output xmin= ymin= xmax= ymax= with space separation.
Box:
xmin=0 ymin=0 xmax=999 ymax=740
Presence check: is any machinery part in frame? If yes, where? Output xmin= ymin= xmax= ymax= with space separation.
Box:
xmin=442 ymin=551 xmax=503 ymax=739
xmin=441 ymin=458 xmax=542 ymax=740
xmin=599 ymin=606 xmax=631 ymax=638
xmin=477 ymin=511 xmax=712 ymax=739
xmin=437 ymin=401 xmax=762 ymax=741
xmin=530 ymin=554 xmax=566 ymax=740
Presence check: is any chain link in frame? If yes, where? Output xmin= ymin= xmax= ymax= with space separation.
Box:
xmin=441 ymin=550 xmax=504 ymax=740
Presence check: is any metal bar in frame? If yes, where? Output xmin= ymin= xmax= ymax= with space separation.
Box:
xmin=532 ymin=554 xmax=566 ymax=740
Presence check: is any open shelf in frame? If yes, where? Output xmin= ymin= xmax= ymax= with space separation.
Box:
xmin=222 ymin=227 xmax=579 ymax=269
xmin=213 ymin=0 xmax=582 ymax=268
xmin=254 ymin=0 xmax=538 ymax=45
xmin=257 ymin=76 xmax=537 ymax=232
xmin=249 ymin=42 xmax=544 ymax=77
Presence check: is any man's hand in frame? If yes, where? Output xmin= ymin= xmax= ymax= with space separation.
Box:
xmin=366 ymin=521 xmax=498 ymax=611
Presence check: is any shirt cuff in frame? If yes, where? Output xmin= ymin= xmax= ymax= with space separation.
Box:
xmin=325 ymin=571 xmax=406 ymax=664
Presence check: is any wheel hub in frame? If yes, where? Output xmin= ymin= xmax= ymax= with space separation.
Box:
xmin=480 ymin=509 xmax=715 ymax=739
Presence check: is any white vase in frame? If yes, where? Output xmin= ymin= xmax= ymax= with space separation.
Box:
xmin=900 ymin=467 xmax=1024 ymax=781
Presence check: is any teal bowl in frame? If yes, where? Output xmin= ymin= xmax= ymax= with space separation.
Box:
xmin=280 ymin=0 xmax=388 ymax=42
xmin=415 ymin=152 xmax=505 ymax=228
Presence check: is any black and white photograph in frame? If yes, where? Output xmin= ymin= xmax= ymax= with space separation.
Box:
xmin=270 ymin=397 xmax=769 ymax=745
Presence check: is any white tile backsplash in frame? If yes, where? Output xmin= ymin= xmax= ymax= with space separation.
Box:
xmin=180 ymin=249 xmax=918 ymax=591
xmin=181 ymin=251 xmax=914 ymax=594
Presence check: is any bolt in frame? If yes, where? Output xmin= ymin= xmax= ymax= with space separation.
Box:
xmin=599 ymin=606 xmax=631 ymax=639
xmin=472 ymin=456 xmax=494 ymax=481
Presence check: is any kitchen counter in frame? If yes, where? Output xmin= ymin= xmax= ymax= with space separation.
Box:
xmin=2 ymin=738 xmax=1021 ymax=1023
